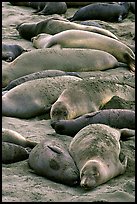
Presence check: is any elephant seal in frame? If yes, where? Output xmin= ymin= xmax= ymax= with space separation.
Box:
xmin=31 ymin=30 xmax=135 ymax=72
xmin=2 ymin=70 xmax=81 ymax=92
xmin=30 ymin=2 xmax=67 ymax=15
xmin=2 ymin=128 xmax=38 ymax=148
xmin=69 ymin=124 xmax=128 ymax=190
xmin=2 ymin=48 xmax=120 ymax=88
xmin=16 ymin=16 xmax=118 ymax=41
xmin=2 ymin=43 xmax=27 ymax=62
xmin=51 ymin=109 xmax=135 ymax=136
xmin=50 ymin=79 xmax=135 ymax=121
xmin=2 ymin=75 xmax=81 ymax=118
xmin=28 ymin=139 xmax=80 ymax=186
xmin=68 ymin=2 xmax=130 ymax=22
xmin=2 ymin=142 xmax=30 ymax=164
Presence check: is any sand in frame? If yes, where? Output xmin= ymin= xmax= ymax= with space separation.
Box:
xmin=2 ymin=2 xmax=135 ymax=202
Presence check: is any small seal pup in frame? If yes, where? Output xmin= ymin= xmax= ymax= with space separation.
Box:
xmin=50 ymin=79 xmax=135 ymax=121
xmin=16 ymin=16 xmax=118 ymax=41
xmin=2 ymin=48 xmax=120 ymax=88
xmin=68 ymin=2 xmax=130 ymax=22
xmin=2 ymin=43 xmax=27 ymax=62
xmin=51 ymin=109 xmax=135 ymax=136
xmin=2 ymin=142 xmax=30 ymax=164
xmin=28 ymin=139 xmax=80 ymax=186
xmin=69 ymin=124 xmax=129 ymax=190
xmin=31 ymin=30 xmax=135 ymax=72
xmin=2 ymin=128 xmax=38 ymax=148
xmin=2 ymin=76 xmax=81 ymax=118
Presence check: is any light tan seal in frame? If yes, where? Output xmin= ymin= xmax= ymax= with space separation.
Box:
xmin=50 ymin=79 xmax=135 ymax=121
xmin=16 ymin=16 xmax=118 ymax=41
xmin=69 ymin=123 xmax=129 ymax=190
xmin=2 ymin=48 xmax=120 ymax=88
xmin=2 ymin=76 xmax=81 ymax=118
xmin=31 ymin=30 xmax=135 ymax=72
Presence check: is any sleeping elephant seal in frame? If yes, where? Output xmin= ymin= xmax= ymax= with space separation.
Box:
xmin=2 ymin=48 xmax=120 ymax=88
xmin=68 ymin=2 xmax=130 ymax=22
xmin=2 ymin=43 xmax=27 ymax=62
xmin=69 ymin=124 xmax=128 ymax=190
xmin=2 ymin=128 xmax=38 ymax=148
xmin=28 ymin=139 xmax=80 ymax=186
xmin=16 ymin=16 xmax=118 ymax=41
xmin=50 ymin=79 xmax=135 ymax=121
xmin=51 ymin=109 xmax=135 ymax=136
xmin=2 ymin=142 xmax=30 ymax=164
xmin=2 ymin=76 xmax=81 ymax=118
xmin=31 ymin=30 xmax=135 ymax=72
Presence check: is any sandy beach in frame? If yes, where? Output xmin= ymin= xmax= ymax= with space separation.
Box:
xmin=2 ymin=2 xmax=135 ymax=202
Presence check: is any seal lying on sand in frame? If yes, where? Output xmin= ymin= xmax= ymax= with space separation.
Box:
xmin=16 ymin=16 xmax=118 ymax=41
xmin=2 ymin=76 xmax=81 ymax=118
xmin=2 ymin=142 xmax=30 ymax=164
xmin=2 ymin=70 xmax=81 ymax=91
xmin=2 ymin=43 xmax=27 ymax=62
xmin=28 ymin=138 xmax=80 ymax=186
xmin=31 ymin=30 xmax=135 ymax=72
xmin=69 ymin=124 xmax=132 ymax=190
xmin=50 ymin=79 xmax=135 ymax=121
xmin=51 ymin=109 xmax=135 ymax=136
xmin=2 ymin=128 xmax=38 ymax=148
xmin=2 ymin=48 xmax=120 ymax=88
xmin=68 ymin=2 xmax=130 ymax=22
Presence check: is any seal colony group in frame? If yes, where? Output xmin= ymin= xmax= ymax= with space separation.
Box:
xmin=2 ymin=1 xmax=135 ymax=192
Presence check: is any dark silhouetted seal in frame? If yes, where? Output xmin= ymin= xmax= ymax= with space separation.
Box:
xmin=51 ymin=109 xmax=135 ymax=136
xmin=2 ymin=142 xmax=30 ymax=164
xmin=16 ymin=16 xmax=118 ymax=41
xmin=2 ymin=48 xmax=120 ymax=88
xmin=28 ymin=139 xmax=80 ymax=186
xmin=2 ymin=76 xmax=81 ymax=118
xmin=69 ymin=124 xmax=129 ymax=190
xmin=68 ymin=2 xmax=130 ymax=22
xmin=31 ymin=30 xmax=135 ymax=72
xmin=2 ymin=43 xmax=27 ymax=62
xmin=50 ymin=79 xmax=135 ymax=121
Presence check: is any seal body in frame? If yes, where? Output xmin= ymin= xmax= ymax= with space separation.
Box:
xmin=2 ymin=128 xmax=38 ymax=148
xmin=2 ymin=43 xmax=26 ymax=62
xmin=32 ymin=30 xmax=135 ymax=72
xmin=68 ymin=2 xmax=130 ymax=22
xmin=2 ymin=142 xmax=29 ymax=164
xmin=28 ymin=139 xmax=80 ymax=186
xmin=51 ymin=109 xmax=135 ymax=136
xmin=2 ymin=76 xmax=81 ymax=118
xmin=69 ymin=124 xmax=127 ymax=190
xmin=16 ymin=16 xmax=118 ymax=41
xmin=50 ymin=79 xmax=135 ymax=121
xmin=2 ymin=48 xmax=119 ymax=88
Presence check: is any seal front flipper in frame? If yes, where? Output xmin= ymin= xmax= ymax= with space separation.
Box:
xmin=47 ymin=145 xmax=63 ymax=154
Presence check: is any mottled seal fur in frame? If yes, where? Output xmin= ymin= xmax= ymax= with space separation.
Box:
xmin=2 ymin=70 xmax=81 ymax=92
xmin=50 ymin=79 xmax=135 ymax=121
xmin=68 ymin=2 xmax=130 ymax=22
xmin=2 ymin=43 xmax=26 ymax=62
xmin=28 ymin=139 xmax=80 ymax=186
xmin=51 ymin=109 xmax=135 ymax=136
xmin=2 ymin=142 xmax=30 ymax=164
xmin=2 ymin=48 xmax=120 ymax=88
xmin=69 ymin=124 xmax=128 ymax=190
xmin=2 ymin=76 xmax=81 ymax=118
xmin=16 ymin=16 xmax=118 ymax=41
xmin=32 ymin=30 xmax=135 ymax=72
xmin=2 ymin=128 xmax=38 ymax=148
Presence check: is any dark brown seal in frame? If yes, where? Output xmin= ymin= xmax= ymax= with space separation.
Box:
xmin=28 ymin=139 xmax=80 ymax=186
xmin=68 ymin=2 xmax=130 ymax=22
xmin=51 ymin=109 xmax=135 ymax=136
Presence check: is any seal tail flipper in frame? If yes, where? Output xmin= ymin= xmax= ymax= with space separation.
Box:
xmin=119 ymin=152 xmax=128 ymax=174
